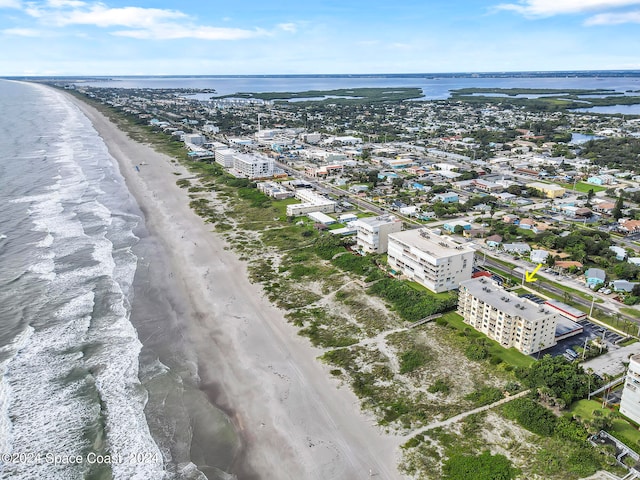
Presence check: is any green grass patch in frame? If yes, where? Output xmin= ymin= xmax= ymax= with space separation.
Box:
xmin=569 ymin=399 xmax=605 ymax=421
xmin=439 ymin=312 xmax=534 ymax=369
xmin=621 ymin=307 xmax=640 ymax=319
xmin=611 ymin=418 xmax=640 ymax=452
xmin=559 ymin=182 xmax=608 ymax=194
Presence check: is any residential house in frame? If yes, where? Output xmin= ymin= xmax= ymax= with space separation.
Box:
xmin=612 ymin=280 xmax=639 ymax=293
xmin=530 ymin=250 xmax=550 ymax=264
xmin=485 ymin=235 xmax=503 ymax=248
xmin=503 ymin=243 xmax=531 ymax=255
xmin=609 ymin=246 xmax=628 ymax=261
xmin=585 ymin=268 xmax=606 ymax=287
xmin=443 ymin=220 xmax=472 ymax=233
xmin=433 ymin=192 xmax=459 ymax=204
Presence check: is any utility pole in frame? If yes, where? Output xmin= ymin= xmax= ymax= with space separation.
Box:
xmin=589 ymin=295 xmax=595 ymax=318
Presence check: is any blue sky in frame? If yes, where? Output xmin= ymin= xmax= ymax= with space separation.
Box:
xmin=1 ymin=0 xmax=639 ymax=75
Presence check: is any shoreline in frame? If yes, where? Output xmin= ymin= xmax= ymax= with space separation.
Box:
xmin=65 ymin=92 xmax=403 ymax=479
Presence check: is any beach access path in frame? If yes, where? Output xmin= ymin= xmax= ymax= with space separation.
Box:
xmin=67 ymin=93 xmax=404 ymax=480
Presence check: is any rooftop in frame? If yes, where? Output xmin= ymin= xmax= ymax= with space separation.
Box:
xmin=389 ymin=228 xmax=475 ymax=257
xmin=355 ymin=215 xmax=401 ymax=228
xmin=460 ymin=277 xmax=556 ymax=322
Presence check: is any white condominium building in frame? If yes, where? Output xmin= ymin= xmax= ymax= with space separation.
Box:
xmin=387 ymin=228 xmax=474 ymax=293
xmin=458 ymin=278 xmax=558 ymax=354
xmin=620 ymin=354 xmax=640 ymax=425
xmin=215 ymin=148 xmax=237 ymax=168
xmin=232 ymin=153 xmax=274 ymax=179
xmin=353 ymin=215 xmax=403 ymax=254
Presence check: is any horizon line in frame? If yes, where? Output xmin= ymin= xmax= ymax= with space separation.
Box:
xmin=3 ymin=69 xmax=640 ymax=79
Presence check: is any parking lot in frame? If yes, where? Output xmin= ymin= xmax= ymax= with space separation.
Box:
xmin=519 ymin=293 xmax=627 ymax=366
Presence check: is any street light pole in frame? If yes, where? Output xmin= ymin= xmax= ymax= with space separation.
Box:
xmin=589 ymin=295 xmax=595 ymax=318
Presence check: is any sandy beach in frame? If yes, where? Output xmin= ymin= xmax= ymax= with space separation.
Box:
xmin=66 ymin=93 xmax=404 ymax=480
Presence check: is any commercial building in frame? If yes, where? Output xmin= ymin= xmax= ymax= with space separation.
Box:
xmin=353 ymin=215 xmax=403 ymax=254
xmin=525 ymin=182 xmax=566 ymax=199
xmin=620 ymin=354 xmax=640 ymax=425
xmin=286 ymin=189 xmax=336 ymax=216
xmin=387 ymin=229 xmax=475 ymax=293
xmin=232 ymin=154 xmax=274 ymax=179
xmin=458 ymin=278 xmax=559 ymax=354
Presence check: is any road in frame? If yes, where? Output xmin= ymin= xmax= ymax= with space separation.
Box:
xmin=480 ymin=256 xmax=639 ymax=327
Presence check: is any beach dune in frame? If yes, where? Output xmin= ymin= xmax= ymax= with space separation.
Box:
xmin=68 ymin=94 xmax=403 ymax=480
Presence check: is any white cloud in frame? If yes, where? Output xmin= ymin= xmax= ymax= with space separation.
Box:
xmin=114 ymin=25 xmax=266 ymax=40
xmin=0 ymin=0 xmax=21 ymax=8
xmin=42 ymin=5 xmax=188 ymax=28
xmin=2 ymin=27 xmax=41 ymax=36
xmin=20 ymin=1 xmax=266 ymax=40
xmin=495 ymin=0 xmax=640 ymax=16
xmin=585 ymin=9 xmax=640 ymax=22
xmin=278 ymin=22 xmax=297 ymax=33
xmin=46 ymin=0 xmax=86 ymax=7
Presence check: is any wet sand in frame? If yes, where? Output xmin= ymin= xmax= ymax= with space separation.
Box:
xmin=67 ymin=93 xmax=403 ymax=480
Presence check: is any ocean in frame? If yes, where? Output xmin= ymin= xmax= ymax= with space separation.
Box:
xmin=0 ymin=81 xmax=239 ymax=480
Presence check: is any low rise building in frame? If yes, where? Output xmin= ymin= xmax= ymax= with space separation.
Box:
xmin=458 ymin=278 xmax=559 ymax=354
xmin=585 ymin=268 xmax=606 ymax=287
xmin=433 ymin=192 xmax=459 ymax=204
xmin=353 ymin=215 xmax=403 ymax=254
xmin=387 ymin=229 xmax=474 ymax=293
xmin=286 ymin=189 xmax=336 ymax=216
xmin=526 ymin=182 xmax=566 ymax=199
xmin=257 ymin=181 xmax=293 ymax=200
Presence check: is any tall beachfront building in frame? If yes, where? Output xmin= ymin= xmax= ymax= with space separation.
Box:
xmin=353 ymin=215 xmax=403 ymax=254
xmin=387 ymin=228 xmax=474 ymax=293
xmin=232 ymin=153 xmax=274 ymax=179
xmin=458 ymin=278 xmax=559 ymax=355
xmin=620 ymin=354 xmax=640 ymax=425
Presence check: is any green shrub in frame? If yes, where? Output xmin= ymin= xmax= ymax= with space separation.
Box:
xmin=368 ymin=278 xmax=457 ymax=322
xmin=400 ymin=349 xmax=431 ymax=374
xmin=465 ymin=342 xmax=488 ymax=361
xmin=465 ymin=387 xmax=503 ymax=407
xmin=443 ymin=450 xmax=518 ymax=480
xmin=428 ymin=379 xmax=451 ymax=395
xmin=502 ymin=397 xmax=557 ymax=436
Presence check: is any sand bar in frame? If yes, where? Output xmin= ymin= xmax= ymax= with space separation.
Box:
xmin=67 ymin=93 xmax=404 ymax=480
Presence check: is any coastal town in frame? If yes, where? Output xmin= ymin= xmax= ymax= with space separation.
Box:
xmin=65 ymin=81 xmax=640 ymax=479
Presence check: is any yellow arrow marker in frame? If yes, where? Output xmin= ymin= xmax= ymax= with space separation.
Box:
xmin=525 ymin=263 xmax=543 ymax=283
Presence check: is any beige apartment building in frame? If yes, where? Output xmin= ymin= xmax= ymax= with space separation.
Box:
xmin=458 ymin=277 xmax=558 ymax=354
xmin=353 ymin=215 xmax=402 ymax=254
xmin=387 ymin=229 xmax=474 ymax=293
